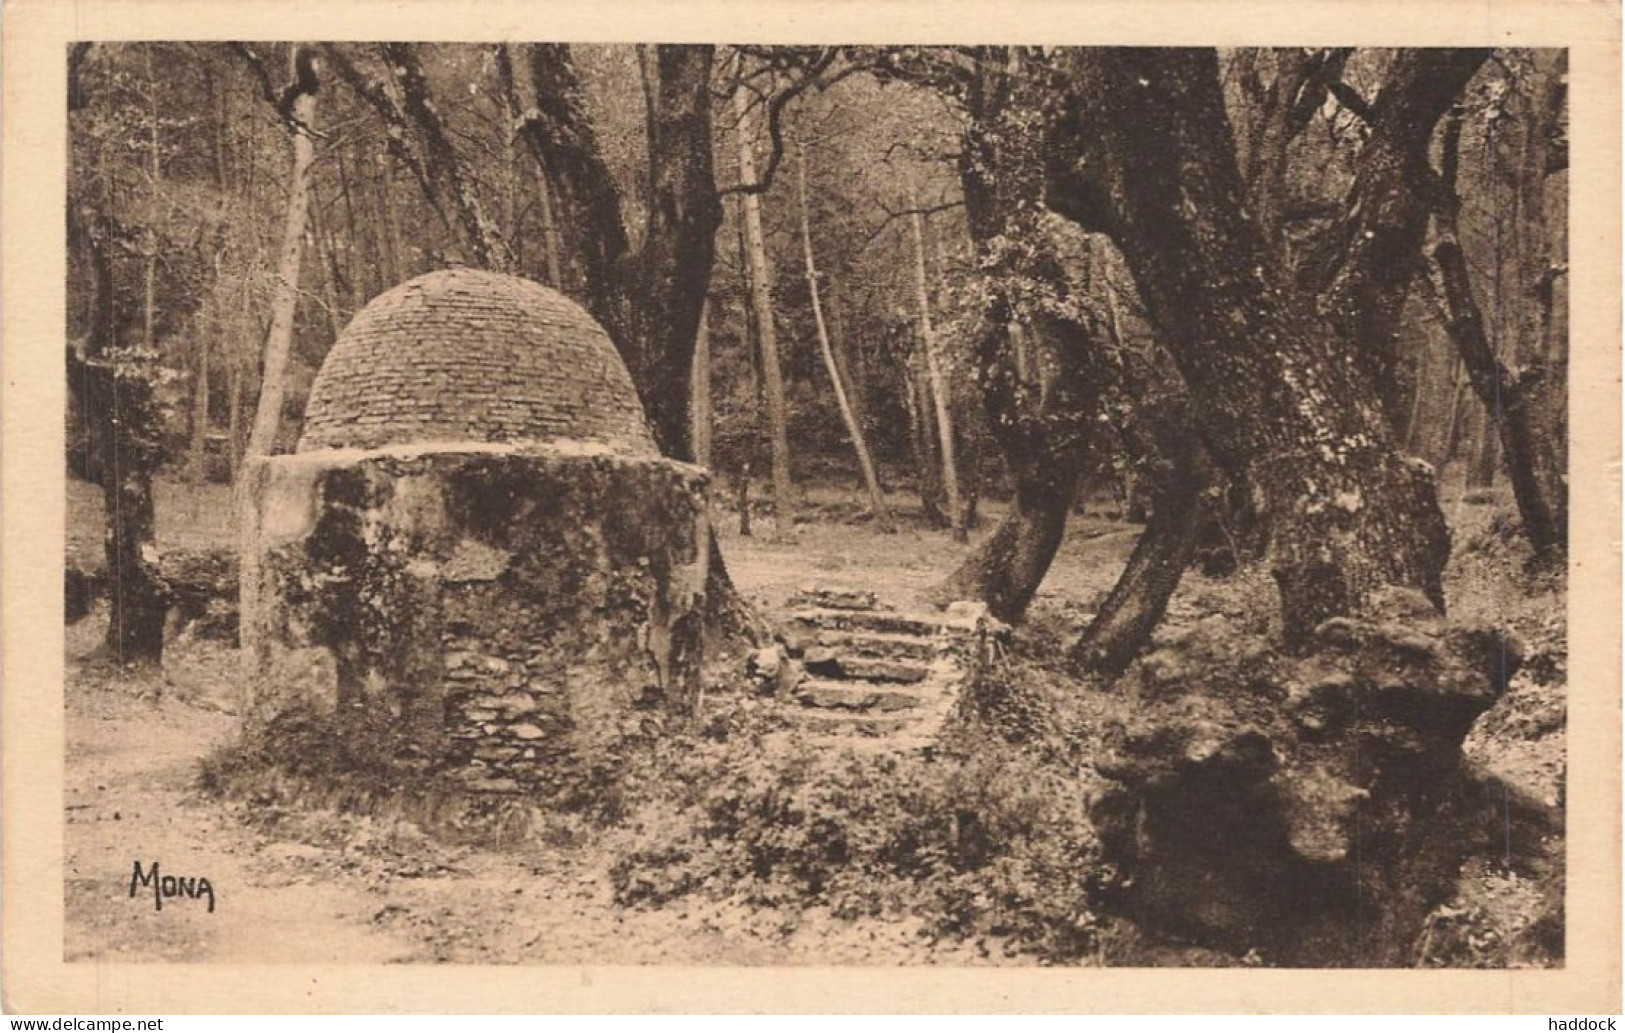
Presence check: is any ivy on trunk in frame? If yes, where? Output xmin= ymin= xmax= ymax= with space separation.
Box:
xmin=1045 ymin=48 xmax=1452 ymax=642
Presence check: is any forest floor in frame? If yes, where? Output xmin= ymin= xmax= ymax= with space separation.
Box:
xmin=61 ymin=474 xmax=1566 ymax=967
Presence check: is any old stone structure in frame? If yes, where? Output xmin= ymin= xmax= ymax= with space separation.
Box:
xmin=240 ymin=269 xmax=708 ymax=796
xmin=299 ymin=270 xmax=655 ymax=455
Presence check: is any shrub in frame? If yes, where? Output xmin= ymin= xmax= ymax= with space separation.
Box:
xmin=606 ymin=725 xmax=1104 ymax=962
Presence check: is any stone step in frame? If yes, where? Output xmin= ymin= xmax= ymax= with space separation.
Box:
xmin=807 ymin=629 xmax=941 ymax=662
xmin=787 ymin=607 xmax=971 ymax=639
xmin=802 ymin=654 xmax=933 ymax=683
xmin=787 ymin=586 xmax=880 ymax=611
xmin=792 ymin=678 xmax=936 ymax=713
xmin=789 ymin=709 xmax=919 ymax=737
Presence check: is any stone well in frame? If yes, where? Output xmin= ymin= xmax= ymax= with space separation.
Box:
xmin=239 ymin=269 xmax=708 ymax=795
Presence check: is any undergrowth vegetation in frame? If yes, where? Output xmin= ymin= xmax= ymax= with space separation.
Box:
xmin=181 ymin=483 xmax=1565 ymax=968
xmin=198 ymin=648 xmax=1115 ymax=962
xmin=604 ymin=691 xmax=1107 ymax=962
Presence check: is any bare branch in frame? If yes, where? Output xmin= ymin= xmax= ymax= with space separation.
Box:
xmin=718 ymin=48 xmax=841 ymax=197
xmin=1326 ymin=78 xmax=1376 ymax=125
xmin=860 ymin=199 xmax=965 ymax=250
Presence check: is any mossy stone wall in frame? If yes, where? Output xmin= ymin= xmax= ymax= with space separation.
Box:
xmin=240 ymin=443 xmax=708 ymax=795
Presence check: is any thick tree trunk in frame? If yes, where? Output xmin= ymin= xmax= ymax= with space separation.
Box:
xmin=84 ymin=360 xmax=170 ymax=665
xmin=1047 ymin=48 xmax=1451 ymax=643
xmin=326 ymin=44 xmax=510 ymax=272
xmin=1049 ymin=51 xmax=1522 ymax=963
xmin=68 ymin=205 xmax=169 ymax=666
xmin=245 ymin=50 xmax=318 ymax=459
xmin=934 ymin=451 xmax=1081 ymax=621
xmin=796 ymin=135 xmax=893 ymax=530
xmin=934 ymin=57 xmax=1110 ymax=621
xmin=933 ymin=307 xmax=1098 ymax=621
xmin=512 ymin=44 xmax=634 ymax=345
xmin=907 ymin=186 xmax=965 ymax=542
xmin=1071 ymin=403 xmax=1207 ymax=676
xmin=519 ymin=47 xmax=747 ymax=642
xmin=626 ymin=45 xmax=722 ymax=461
xmin=1312 ymin=49 xmax=1490 ymax=435
xmin=733 ymin=90 xmax=796 ymax=539
xmin=511 ymin=44 xmax=754 ymax=640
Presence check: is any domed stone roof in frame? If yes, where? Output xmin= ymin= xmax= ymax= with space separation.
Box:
xmin=298 ymin=269 xmax=656 ymax=455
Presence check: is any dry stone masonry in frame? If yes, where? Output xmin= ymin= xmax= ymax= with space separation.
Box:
xmin=300 ymin=269 xmax=655 ymax=455
xmin=241 ymin=270 xmax=707 ymax=798
xmin=771 ymin=587 xmax=1007 ymax=751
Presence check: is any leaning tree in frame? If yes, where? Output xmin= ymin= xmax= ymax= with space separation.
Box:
xmin=1040 ymin=48 xmax=1524 ymax=964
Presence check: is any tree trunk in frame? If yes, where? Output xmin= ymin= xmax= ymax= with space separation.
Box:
xmin=142 ymin=48 xmax=160 ymax=352
xmin=903 ymin=351 xmax=947 ymax=527
xmin=226 ymin=353 xmax=245 ymax=474
xmin=933 ymin=448 xmax=1081 ymax=620
xmin=933 ymin=55 xmax=1109 ymax=620
xmin=933 ymin=319 xmax=1096 ymax=623
xmin=736 ymin=464 xmax=752 ymax=537
xmin=326 ymin=44 xmax=510 ymax=272
xmin=1072 ymin=402 xmax=1207 ymax=676
xmin=511 ymin=44 xmax=755 ymax=641
xmin=536 ymin=168 xmax=567 ymax=290
xmin=1047 ymin=49 xmax=1451 ymax=642
xmin=68 ymin=204 xmax=169 ymax=666
xmin=907 ymin=185 xmax=965 ymax=542
xmin=495 ymin=44 xmax=567 ymax=291
xmin=826 ymin=281 xmax=869 ymax=433
xmin=956 ymin=418 xmax=982 ymax=531
xmin=335 ymin=145 xmax=370 ymax=309
xmin=245 ymin=48 xmax=318 ymax=459
xmin=934 ymin=306 xmax=1102 ymax=622
xmin=625 ymin=45 xmax=722 ymax=460
xmin=1431 ymin=112 xmax=1565 ymax=556
xmin=1310 ymin=50 xmax=1490 ymax=435
xmin=511 ymin=44 xmax=634 ymax=343
xmin=310 ymin=189 xmax=346 ymax=342
xmin=188 ymin=316 xmax=211 ymax=484
xmin=796 ymin=134 xmax=893 ymax=531
xmin=1467 ymin=408 xmax=1499 ymax=488
xmin=734 ymin=89 xmax=796 ymax=539
xmin=691 ymin=297 xmax=713 ymax=468
xmin=377 ymin=159 xmax=404 ymax=284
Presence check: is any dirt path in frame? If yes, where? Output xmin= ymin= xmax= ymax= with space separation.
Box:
xmin=64 ymin=680 xmax=417 ymax=964
xmin=63 ymin=671 xmax=996 ymax=966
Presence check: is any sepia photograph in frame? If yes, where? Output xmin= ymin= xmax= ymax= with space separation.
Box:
xmin=4 ymin=0 xmax=1620 ymax=1016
